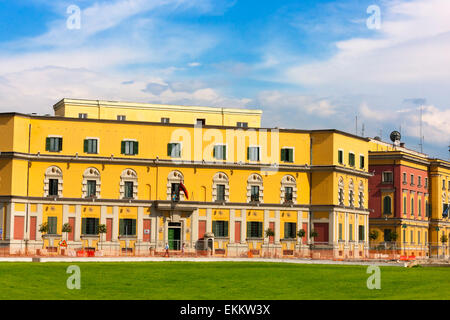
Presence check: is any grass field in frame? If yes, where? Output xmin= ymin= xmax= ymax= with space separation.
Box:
xmin=0 ymin=262 xmax=449 ymax=300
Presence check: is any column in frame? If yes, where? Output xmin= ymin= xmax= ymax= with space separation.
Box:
xmin=263 ymin=210 xmax=269 ymax=244
xmin=112 ymin=206 xmax=119 ymax=241
xmin=274 ymin=210 xmax=280 ymax=244
xmin=229 ymin=209 xmax=235 ymax=244
xmin=206 ymin=208 xmax=212 ymax=233
xmin=329 ymin=210 xmax=335 ymax=245
xmin=5 ymin=203 xmax=13 ymax=240
xmin=74 ymin=205 xmax=81 ymax=242
xmin=344 ymin=212 xmax=349 ymax=244
xmin=192 ymin=209 xmax=199 ymax=248
xmin=241 ymin=209 xmax=246 ymax=244
xmin=137 ymin=207 xmax=144 ymax=242
xmin=62 ymin=204 xmax=69 ymax=225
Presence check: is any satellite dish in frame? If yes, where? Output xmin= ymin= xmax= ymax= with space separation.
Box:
xmin=390 ymin=131 xmax=401 ymax=143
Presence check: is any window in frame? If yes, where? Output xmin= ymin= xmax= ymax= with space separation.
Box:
xmin=213 ymin=172 xmax=229 ymax=202
xmin=213 ymin=145 xmax=227 ymax=160
xmin=247 ymin=146 xmax=260 ymax=161
xmin=359 ymin=225 xmax=364 ymax=241
xmin=212 ymin=221 xmax=228 ymax=238
xmin=84 ymin=139 xmax=98 ymax=154
xmin=348 ymin=153 xmax=355 ymax=167
xmin=237 ymin=122 xmax=248 ymax=128
xmin=119 ymin=219 xmax=136 ymax=236
xmin=161 ymin=118 xmax=170 ymax=123
xmin=87 ymin=180 xmax=97 ymax=198
xmin=284 ymin=222 xmax=296 ymax=239
xmin=121 ymin=140 xmax=138 ymax=155
xmin=196 ymin=119 xmax=206 ymax=126
xmin=124 ymin=182 xmax=134 ymax=198
xmin=382 ymin=172 xmax=393 ymax=183
xmin=418 ymin=176 xmax=422 ymax=187
xmin=281 ymin=148 xmax=294 ymax=162
xmin=403 ymin=173 xmax=407 ymax=184
xmin=410 ymin=230 xmax=414 ymax=244
xmin=418 ymin=198 xmax=422 ymax=216
xmin=383 ymin=196 xmax=392 ymax=214
xmin=443 ymin=203 xmax=449 ymax=218
xmin=49 ymin=179 xmax=59 ymax=196
xmin=426 ymin=201 xmax=430 ymax=217
xmin=425 ymin=231 xmax=428 ymax=243
xmin=171 ymin=183 xmax=180 ymax=202
xmin=285 ymin=187 xmax=293 ymax=202
xmin=216 ymin=184 xmax=225 ymax=201
xmin=78 ymin=113 xmax=88 ymax=119
xmin=338 ymin=150 xmax=343 ymax=164
xmin=411 ymin=197 xmax=414 ymax=215
xmin=117 ymin=115 xmax=126 ymax=121
xmin=167 ymin=143 xmax=181 ymax=158
xmin=443 ymin=179 xmax=446 ymax=190
xmin=82 ymin=218 xmax=99 ymax=235
xmin=338 ymin=223 xmax=343 ymax=240
xmin=359 ymin=155 xmax=365 ymax=169
xmin=384 ymin=229 xmax=392 ymax=242
xmin=418 ymin=231 xmax=421 ymax=244
xmin=403 ymin=196 xmax=407 ymax=214
xmin=425 ymin=178 xmax=428 ymax=188
xmin=46 ymin=137 xmax=62 ymax=152
xmin=47 ymin=217 xmax=57 ymax=235
xmin=247 ymin=221 xmax=262 ymax=238
xmin=410 ymin=174 xmax=414 ymax=185
xmin=251 ymin=186 xmax=260 ymax=202
xmin=349 ymin=224 xmax=353 ymax=241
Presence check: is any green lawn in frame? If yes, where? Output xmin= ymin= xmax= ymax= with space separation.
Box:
xmin=0 ymin=262 xmax=448 ymax=300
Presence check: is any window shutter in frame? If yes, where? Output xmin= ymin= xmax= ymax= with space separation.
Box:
xmin=247 ymin=222 xmax=251 ymax=238
xmin=289 ymin=149 xmax=293 ymax=162
xmin=58 ymin=138 xmax=63 ymax=151
xmin=247 ymin=147 xmax=250 ymax=160
xmin=284 ymin=223 xmax=287 ymax=239
xmin=213 ymin=145 xmax=216 ymax=158
xmin=224 ymin=221 xmax=228 ymax=237
xmin=258 ymin=222 xmax=262 ymax=238
xmin=131 ymin=219 xmax=136 ymax=235
xmin=167 ymin=143 xmax=172 ymax=157
xmin=81 ymin=218 xmax=86 ymax=235
xmin=45 ymin=137 xmax=50 ymax=151
xmin=121 ymin=141 xmax=125 ymax=154
xmin=94 ymin=219 xmax=99 ymax=234
xmin=119 ymin=219 xmax=124 ymax=236
xmin=281 ymin=149 xmax=286 ymax=161
xmin=222 ymin=145 xmax=226 ymax=159
xmin=212 ymin=221 xmax=217 ymax=237
xmin=133 ymin=141 xmax=139 ymax=155
xmin=84 ymin=139 xmax=88 ymax=153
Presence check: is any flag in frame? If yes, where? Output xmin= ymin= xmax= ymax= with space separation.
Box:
xmin=180 ymin=181 xmax=189 ymax=200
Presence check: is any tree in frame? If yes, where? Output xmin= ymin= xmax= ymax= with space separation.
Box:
xmin=62 ymin=223 xmax=72 ymax=241
xmin=369 ymin=230 xmax=379 ymax=241
xmin=297 ymin=229 xmax=306 ymax=244
xmin=39 ymin=222 xmax=48 ymax=234
xmin=310 ymin=230 xmax=319 ymax=239
xmin=97 ymin=224 xmax=107 ymax=250
xmin=390 ymin=231 xmax=399 ymax=242
xmin=441 ymin=234 xmax=448 ymax=244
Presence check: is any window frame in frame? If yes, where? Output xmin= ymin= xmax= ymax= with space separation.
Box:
xmin=280 ymin=147 xmax=295 ymax=163
xmin=167 ymin=142 xmax=182 ymax=158
xmin=213 ymin=144 xmax=227 ymax=161
xmin=121 ymin=139 xmax=139 ymax=156
xmin=46 ymin=136 xmax=63 ymax=152
xmin=247 ymin=145 xmax=261 ymax=162
xmin=84 ymin=137 xmax=99 ymax=154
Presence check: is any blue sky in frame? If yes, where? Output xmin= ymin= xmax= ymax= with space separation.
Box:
xmin=0 ymin=0 xmax=449 ymax=159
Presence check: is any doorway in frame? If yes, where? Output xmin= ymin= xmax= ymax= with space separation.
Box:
xmin=168 ymin=222 xmax=181 ymax=250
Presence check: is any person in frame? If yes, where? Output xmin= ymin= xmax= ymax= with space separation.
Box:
xmin=164 ymin=243 xmax=169 ymax=257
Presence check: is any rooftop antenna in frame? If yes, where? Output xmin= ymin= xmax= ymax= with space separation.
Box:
xmin=355 ymin=116 xmax=358 ymax=135
xmin=419 ymin=105 xmax=424 ymax=153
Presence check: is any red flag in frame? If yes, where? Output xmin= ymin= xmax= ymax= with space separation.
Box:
xmin=180 ymin=181 xmax=189 ymax=200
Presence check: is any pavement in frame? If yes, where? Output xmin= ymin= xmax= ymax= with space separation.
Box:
xmin=0 ymin=256 xmax=406 ymax=266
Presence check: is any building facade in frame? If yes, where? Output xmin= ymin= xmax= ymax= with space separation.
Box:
xmin=368 ymin=139 xmax=450 ymax=258
xmin=0 ymin=98 xmax=370 ymax=258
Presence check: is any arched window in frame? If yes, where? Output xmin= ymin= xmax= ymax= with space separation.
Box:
xmin=247 ymin=173 xmax=263 ymax=203
xmin=44 ymin=166 xmax=63 ymax=197
xmin=120 ymin=169 xmax=138 ymax=199
xmin=349 ymin=179 xmax=355 ymax=207
xmin=82 ymin=167 xmax=101 ymax=198
xmin=166 ymin=171 xmax=185 ymax=201
xmin=280 ymin=175 xmax=297 ymax=204
xmin=383 ymin=196 xmax=392 ymax=214
xmin=358 ymin=181 xmax=365 ymax=208
xmin=338 ymin=177 xmax=345 ymax=205
xmin=212 ymin=172 xmax=229 ymax=202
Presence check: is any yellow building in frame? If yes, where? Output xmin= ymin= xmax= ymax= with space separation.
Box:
xmin=0 ymin=98 xmax=370 ymax=258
